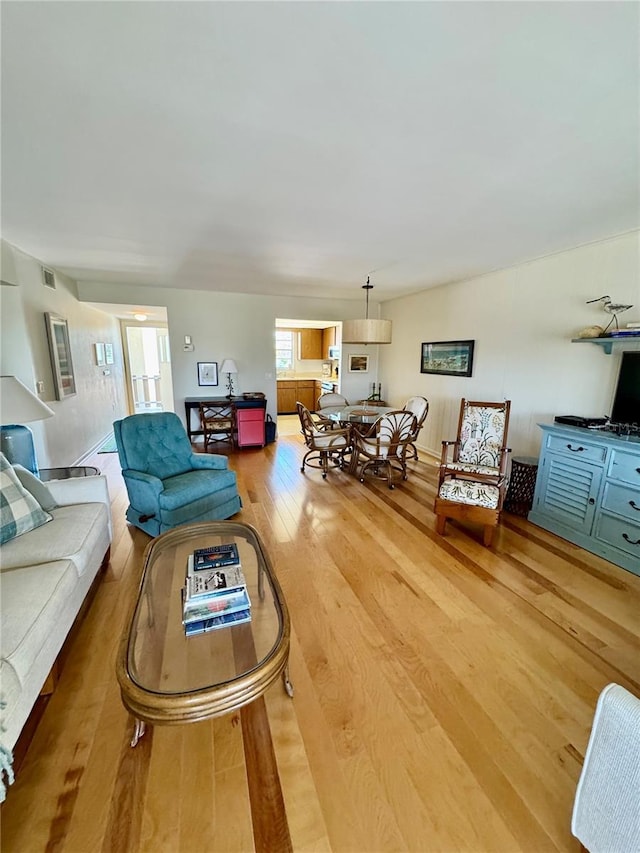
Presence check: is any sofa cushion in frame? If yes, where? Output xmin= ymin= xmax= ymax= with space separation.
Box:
xmin=12 ymin=464 xmax=58 ymax=511
xmin=0 ymin=503 xmax=109 ymax=576
xmin=0 ymin=454 xmax=52 ymax=545
xmin=0 ymin=560 xmax=78 ymax=685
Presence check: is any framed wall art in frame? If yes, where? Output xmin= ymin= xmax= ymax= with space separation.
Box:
xmin=197 ymin=361 xmax=219 ymax=386
xmin=45 ymin=313 xmax=77 ymax=399
xmin=420 ymin=340 xmax=475 ymax=377
xmin=94 ymin=342 xmax=106 ymax=366
xmin=348 ymin=354 xmax=369 ymax=373
xmin=104 ymin=343 xmax=115 ymax=364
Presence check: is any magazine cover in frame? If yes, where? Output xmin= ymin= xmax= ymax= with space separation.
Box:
xmin=193 ymin=542 xmax=240 ymax=570
xmin=185 ymin=555 xmax=247 ymax=599
xmin=183 ymin=588 xmax=251 ymax=624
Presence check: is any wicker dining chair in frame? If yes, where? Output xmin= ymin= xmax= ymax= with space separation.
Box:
xmin=296 ymin=402 xmax=352 ymax=478
xmin=402 ymin=395 xmax=429 ymax=460
xmin=351 ymin=410 xmax=416 ymax=489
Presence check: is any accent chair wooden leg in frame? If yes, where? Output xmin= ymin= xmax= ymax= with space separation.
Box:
xmin=483 ymin=526 xmax=495 ymax=547
xmin=436 ymin=515 xmax=447 ymax=535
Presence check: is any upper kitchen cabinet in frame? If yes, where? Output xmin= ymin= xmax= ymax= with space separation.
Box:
xmin=322 ymin=326 xmax=337 ymax=359
xmin=298 ymin=328 xmax=323 ymax=360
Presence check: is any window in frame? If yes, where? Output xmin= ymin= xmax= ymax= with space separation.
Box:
xmin=275 ymin=330 xmax=294 ymax=370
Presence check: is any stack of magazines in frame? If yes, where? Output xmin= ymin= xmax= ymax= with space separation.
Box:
xmin=182 ymin=543 xmax=251 ymax=637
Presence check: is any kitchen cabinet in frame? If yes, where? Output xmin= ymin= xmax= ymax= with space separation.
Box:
xmin=322 ymin=326 xmax=337 ymax=359
xmin=277 ymin=380 xmax=316 ymax=414
xmin=296 ymin=381 xmax=316 ymax=412
xmin=529 ymin=423 xmax=640 ymax=576
xmin=277 ymin=382 xmax=297 ymax=414
xmin=298 ymin=329 xmax=322 ymax=360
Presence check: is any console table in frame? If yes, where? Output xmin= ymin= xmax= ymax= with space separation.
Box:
xmin=185 ymin=396 xmax=267 ymax=448
xmin=528 ymin=423 xmax=640 ymax=576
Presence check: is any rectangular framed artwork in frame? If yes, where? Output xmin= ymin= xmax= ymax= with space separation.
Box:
xmin=420 ymin=340 xmax=475 ymax=377
xmin=45 ymin=313 xmax=77 ymax=399
xmin=94 ymin=342 xmax=106 ymax=366
xmin=104 ymin=343 xmax=115 ymax=364
xmin=197 ymin=362 xmax=219 ymax=386
xmin=348 ymin=354 xmax=370 ymax=373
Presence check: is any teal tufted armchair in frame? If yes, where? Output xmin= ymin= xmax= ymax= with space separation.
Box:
xmin=113 ymin=412 xmax=242 ymax=536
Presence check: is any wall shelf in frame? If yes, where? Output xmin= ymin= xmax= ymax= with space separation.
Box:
xmin=571 ymin=336 xmax=640 ymax=355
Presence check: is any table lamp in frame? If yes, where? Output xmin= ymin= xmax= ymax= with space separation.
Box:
xmin=220 ymin=359 xmax=238 ymax=399
xmin=0 ymin=375 xmax=54 ymax=475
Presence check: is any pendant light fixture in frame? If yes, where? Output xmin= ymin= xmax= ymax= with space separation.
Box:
xmin=342 ymin=277 xmax=392 ymax=344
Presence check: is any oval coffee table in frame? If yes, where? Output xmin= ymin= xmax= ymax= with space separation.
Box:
xmin=116 ymin=520 xmax=292 ymax=745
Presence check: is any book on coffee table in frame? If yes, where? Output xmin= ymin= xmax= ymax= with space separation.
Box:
xmin=182 ymin=587 xmax=251 ymax=625
xmin=184 ymin=608 xmax=252 ymax=636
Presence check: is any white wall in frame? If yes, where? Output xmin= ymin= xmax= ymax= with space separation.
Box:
xmin=0 ymin=240 xmax=128 ymax=466
xmin=379 ymin=231 xmax=640 ymax=458
xmin=4 ymin=231 xmax=638 ymax=467
xmin=76 ymin=282 xmax=383 ymax=426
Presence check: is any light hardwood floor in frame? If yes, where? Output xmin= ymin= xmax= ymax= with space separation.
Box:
xmin=2 ymin=430 xmax=640 ymax=852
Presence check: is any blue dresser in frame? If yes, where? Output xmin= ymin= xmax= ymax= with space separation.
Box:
xmin=529 ymin=424 xmax=640 ymax=576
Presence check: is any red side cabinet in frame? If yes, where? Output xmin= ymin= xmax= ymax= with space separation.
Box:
xmin=235 ymin=405 xmax=266 ymax=447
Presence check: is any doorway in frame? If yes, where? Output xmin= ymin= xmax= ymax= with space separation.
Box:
xmin=120 ymin=321 xmax=175 ymax=415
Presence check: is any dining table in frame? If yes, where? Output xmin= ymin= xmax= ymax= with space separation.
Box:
xmin=323 ymin=405 xmax=397 ymax=475
xmin=323 ymin=404 xmax=396 ymax=428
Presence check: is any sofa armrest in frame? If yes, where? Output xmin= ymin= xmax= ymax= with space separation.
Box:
xmin=45 ymin=475 xmax=113 ymax=541
xmin=190 ymin=453 xmax=229 ymax=471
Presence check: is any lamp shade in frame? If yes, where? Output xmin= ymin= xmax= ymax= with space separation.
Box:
xmin=220 ymin=359 xmax=238 ymax=374
xmin=0 ymin=375 xmax=54 ymax=423
xmin=342 ymin=319 xmax=393 ymax=345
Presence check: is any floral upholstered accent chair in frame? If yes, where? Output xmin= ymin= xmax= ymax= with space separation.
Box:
xmin=434 ymin=399 xmax=511 ymax=546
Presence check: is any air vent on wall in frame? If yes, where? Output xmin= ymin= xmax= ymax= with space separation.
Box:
xmin=41 ymin=266 xmax=56 ymax=289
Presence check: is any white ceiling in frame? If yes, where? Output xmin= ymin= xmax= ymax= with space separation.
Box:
xmin=2 ymin=2 xmax=638 ymax=304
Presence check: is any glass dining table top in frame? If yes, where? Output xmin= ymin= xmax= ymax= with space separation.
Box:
xmin=324 ymin=404 xmax=396 ymax=425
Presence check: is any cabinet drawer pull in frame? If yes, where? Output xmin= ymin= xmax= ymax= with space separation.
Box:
xmin=622 ymin=533 xmax=640 ymax=546
xmin=630 ymin=500 xmax=640 ymax=512
xmin=566 ymin=444 xmax=585 ymax=452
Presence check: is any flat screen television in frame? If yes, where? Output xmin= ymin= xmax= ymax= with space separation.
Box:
xmin=610 ymin=351 xmax=640 ymax=425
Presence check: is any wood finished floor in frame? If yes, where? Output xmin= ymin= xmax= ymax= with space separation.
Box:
xmin=2 ymin=430 xmax=640 ymax=853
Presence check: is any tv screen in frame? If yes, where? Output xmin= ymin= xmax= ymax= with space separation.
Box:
xmin=611 ymin=351 xmax=640 ymax=425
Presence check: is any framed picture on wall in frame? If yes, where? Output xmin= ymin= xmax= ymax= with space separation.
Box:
xmin=420 ymin=340 xmax=475 ymax=377
xmin=348 ymin=354 xmax=369 ymax=373
xmin=104 ymin=343 xmax=115 ymax=364
xmin=94 ymin=342 xmax=106 ymax=366
xmin=45 ymin=313 xmax=77 ymax=399
xmin=197 ymin=362 xmax=219 ymax=386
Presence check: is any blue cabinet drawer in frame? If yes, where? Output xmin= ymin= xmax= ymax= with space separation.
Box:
xmin=594 ymin=512 xmax=640 ymax=560
xmin=601 ymin=482 xmax=640 ymax=522
xmin=608 ymin=448 xmax=640 ymax=487
xmin=545 ymin=434 xmax=607 ymax=464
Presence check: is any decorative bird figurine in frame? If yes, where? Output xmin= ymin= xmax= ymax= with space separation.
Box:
xmin=586 ymin=295 xmax=634 ymax=333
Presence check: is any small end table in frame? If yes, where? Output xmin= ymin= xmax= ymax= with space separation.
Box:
xmin=504 ymin=456 xmax=539 ymax=517
xmin=39 ymin=466 xmax=100 ymax=482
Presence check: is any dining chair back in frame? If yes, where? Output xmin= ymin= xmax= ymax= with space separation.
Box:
xmin=352 ymin=410 xmax=416 ymax=489
xmin=317 ymin=392 xmax=349 ymax=410
xmin=434 ymin=399 xmax=511 ymax=546
xmin=402 ymin=396 xmax=429 ymax=460
xmin=297 ymin=402 xmax=351 ymax=478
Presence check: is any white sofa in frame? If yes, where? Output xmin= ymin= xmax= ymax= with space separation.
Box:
xmin=0 ymin=467 xmax=112 ymax=771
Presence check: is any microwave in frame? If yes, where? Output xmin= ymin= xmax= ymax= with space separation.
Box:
xmin=328 ymin=346 xmax=340 ymax=359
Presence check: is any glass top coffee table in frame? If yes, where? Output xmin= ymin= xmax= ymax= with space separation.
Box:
xmin=116 ymin=520 xmax=292 ymax=745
